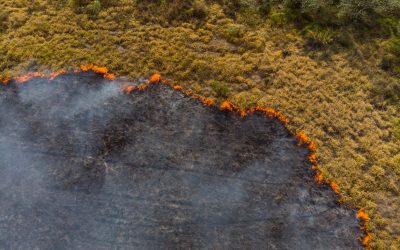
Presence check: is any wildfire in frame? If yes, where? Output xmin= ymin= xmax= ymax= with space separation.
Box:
xmin=308 ymin=153 xmax=318 ymax=165
xmin=173 ymin=85 xmax=183 ymax=90
xmin=220 ymin=101 xmax=234 ymax=112
xmin=357 ymin=209 xmax=370 ymax=222
xmin=296 ymin=131 xmax=317 ymax=152
xmin=255 ymin=106 xmax=289 ymax=125
xmin=314 ymin=171 xmax=324 ymax=184
xmin=200 ymin=97 xmax=215 ymax=107
xmin=1 ymin=69 xmax=372 ymax=249
xmin=80 ymin=64 xmax=115 ymax=80
xmin=123 ymin=85 xmax=136 ymax=94
xmin=104 ymin=73 xmax=116 ymax=80
xmin=150 ymin=73 xmax=161 ymax=83
xmin=49 ymin=70 xmax=66 ymax=80
xmin=329 ymin=181 xmax=340 ymax=194
xmin=15 ymin=72 xmax=46 ymax=84
xmin=0 ymin=75 xmax=11 ymax=85
xmin=362 ymin=234 xmax=372 ymax=247
xmin=357 ymin=209 xmax=371 ymax=248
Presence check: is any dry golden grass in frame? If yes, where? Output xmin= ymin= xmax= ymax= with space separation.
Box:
xmin=0 ymin=1 xmax=399 ymax=248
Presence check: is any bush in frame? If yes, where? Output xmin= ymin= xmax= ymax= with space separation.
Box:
xmin=280 ymin=0 xmax=400 ymax=25
xmin=0 ymin=12 xmax=8 ymax=32
xmin=86 ymin=0 xmax=102 ymax=16
xmin=135 ymin=0 xmax=208 ymax=24
xmin=68 ymin=0 xmax=115 ymax=16
xmin=388 ymin=36 xmax=400 ymax=57
xmin=303 ymin=24 xmax=337 ymax=46
xmin=210 ymin=81 xmax=230 ymax=98
xmin=222 ymin=24 xmax=245 ymax=44
xmin=86 ymin=0 xmax=101 ymax=16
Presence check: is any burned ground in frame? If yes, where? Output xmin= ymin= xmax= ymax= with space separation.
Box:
xmin=0 ymin=72 xmax=361 ymax=249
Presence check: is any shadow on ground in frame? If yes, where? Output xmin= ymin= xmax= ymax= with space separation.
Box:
xmin=0 ymin=72 xmax=361 ymax=249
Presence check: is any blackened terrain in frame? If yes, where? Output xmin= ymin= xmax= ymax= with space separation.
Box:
xmin=0 ymin=72 xmax=361 ymax=249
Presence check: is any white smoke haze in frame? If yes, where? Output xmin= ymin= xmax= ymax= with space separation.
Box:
xmin=0 ymin=72 xmax=362 ymax=249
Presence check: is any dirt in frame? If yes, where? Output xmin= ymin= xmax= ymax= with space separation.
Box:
xmin=0 ymin=72 xmax=362 ymax=249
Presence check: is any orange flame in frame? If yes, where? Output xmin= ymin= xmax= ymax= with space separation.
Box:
xmin=356 ymin=209 xmax=371 ymax=248
xmin=0 ymin=75 xmax=11 ymax=85
xmin=296 ymin=131 xmax=317 ymax=152
xmin=14 ymin=72 xmax=46 ymax=84
xmin=150 ymin=73 xmax=161 ymax=83
xmin=329 ymin=181 xmax=340 ymax=194
xmin=104 ymin=73 xmax=116 ymax=80
xmin=123 ymin=85 xmax=136 ymax=94
xmin=308 ymin=153 xmax=318 ymax=164
xmin=80 ymin=64 xmax=93 ymax=72
xmin=220 ymin=101 xmax=234 ymax=111
xmin=201 ymin=97 xmax=215 ymax=107
xmin=361 ymin=234 xmax=372 ymax=247
xmin=92 ymin=66 xmax=108 ymax=74
xmin=80 ymin=64 xmax=115 ymax=80
xmin=308 ymin=141 xmax=317 ymax=151
xmin=173 ymin=85 xmax=183 ymax=90
xmin=314 ymin=172 xmax=324 ymax=184
xmin=49 ymin=70 xmax=66 ymax=80
xmin=357 ymin=209 xmax=370 ymax=222
xmin=255 ymin=106 xmax=289 ymax=125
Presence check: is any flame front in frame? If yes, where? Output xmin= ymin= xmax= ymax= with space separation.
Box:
xmin=220 ymin=101 xmax=234 ymax=111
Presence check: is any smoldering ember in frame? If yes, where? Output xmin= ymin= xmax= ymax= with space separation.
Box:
xmin=0 ymin=71 xmax=362 ymax=249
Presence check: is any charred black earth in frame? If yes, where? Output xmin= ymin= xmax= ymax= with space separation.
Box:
xmin=0 ymin=72 xmax=361 ymax=249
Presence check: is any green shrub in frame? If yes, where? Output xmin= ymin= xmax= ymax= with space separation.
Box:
xmin=303 ymin=24 xmax=337 ymax=46
xmin=135 ymin=0 xmax=208 ymax=24
xmin=210 ymin=81 xmax=230 ymax=98
xmin=86 ymin=0 xmax=102 ymax=16
xmin=68 ymin=0 xmax=115 ymax=15
xmin=0 ymin=12 xmax=8 ymax=32
xmin=269 ymin=9 xmax=289 ymax=26
xmin=394 ymin=119 xmax=400 ymax=141
xmin=222 ymin=24 xmax=245 ymax=44
xmin=388 ymin=36 xmax=400 ymax=57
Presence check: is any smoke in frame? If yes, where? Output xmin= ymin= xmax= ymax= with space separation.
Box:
xmin=0 ymin=72 xmax=362 ymax=249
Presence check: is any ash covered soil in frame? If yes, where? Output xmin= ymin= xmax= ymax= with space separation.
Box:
xmin=0 ymin=72 xmax=361 ymax=249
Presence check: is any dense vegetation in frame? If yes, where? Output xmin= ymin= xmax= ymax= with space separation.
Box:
xmin=0 ymin=0 xmax=399 ymax=248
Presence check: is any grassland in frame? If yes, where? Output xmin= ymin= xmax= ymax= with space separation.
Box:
xmin=0 ymin=0 xmax=399 ymax=248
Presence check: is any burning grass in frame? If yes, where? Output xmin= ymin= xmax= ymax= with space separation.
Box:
xmin=0 ymin=1 xmax=398 ymax=247
xmin=0 ymin=70 xmax=363 ymax=249
xmin=2 ymin=67 xmax=373 ymax=249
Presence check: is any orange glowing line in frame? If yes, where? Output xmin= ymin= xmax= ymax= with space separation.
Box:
xmin=173 ymin=85 xmax=183 ymax=90
xmin=0 ymin=76 xmax=11 ymax=85
xmin=80 ymin=64 xmax=115 ymax=80
xmin=49 ymin=70 xmax=67 ymax=80
xmin=329 ymin=181 xmax=340 ymax=194
xmin=14 ymin=72 xmax=46 ymax=84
